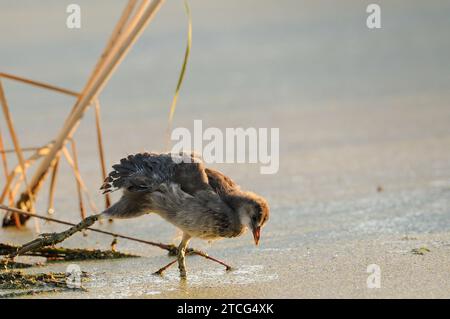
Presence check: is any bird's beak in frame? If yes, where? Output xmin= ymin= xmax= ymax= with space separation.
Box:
xmin=252 ymin=226 xmax=261 ymax=246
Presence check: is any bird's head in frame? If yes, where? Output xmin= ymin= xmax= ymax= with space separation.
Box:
xmin=230 ymin=192 xmax=269 ymax=245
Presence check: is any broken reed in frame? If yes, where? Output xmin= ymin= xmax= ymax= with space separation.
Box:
xmin=0 ymin=243 xmax=138 ymax=261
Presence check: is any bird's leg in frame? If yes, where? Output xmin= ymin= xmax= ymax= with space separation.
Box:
xmin=153 ymin=248 xmax=233 ymax=275
xmin=177 ymin=233 xmax=191 ymax=278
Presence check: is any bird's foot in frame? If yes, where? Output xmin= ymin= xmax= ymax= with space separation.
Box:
xmin=154 ymin=247 xmax=233 ymax=277
xmin=153 ymin=259 xmax=177 ymax=276
xmin=153 ymin=254 xmax=188 ymax=279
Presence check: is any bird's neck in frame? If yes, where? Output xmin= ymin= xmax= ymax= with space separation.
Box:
xmin=222 ymin=191 xmax=251 ymax=230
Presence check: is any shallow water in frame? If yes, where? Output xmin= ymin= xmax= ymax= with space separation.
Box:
xmin=1 ymin=1 xmax=450 ymax=298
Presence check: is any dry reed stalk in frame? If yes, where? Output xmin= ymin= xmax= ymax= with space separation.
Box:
xmin=0 ymin=144 xmax=51 ymax=227
xmin=0 ymin=80 xmax=40 ymax=232
xmin=0 ymin=144 xmax=51 ymax=205
xmin=0 ymin=146 xmax=43 ymax=154
xmin=64 ymin=0 xmax=144 ymax=124
xmin=15 ymin=0 xmax=165 ymax=222
xmin=9 ymin=194 xmax=20 ymax=227
xmin=83 ymin=0 xmax=139 ymax=93
xmin=47 ymin=156 xmax=61 ymax=214
xmin=1 ymin=168 xmax=18 ymax=203
xmin=10 ymin=173 xmax=25 ymax=201
xmin=0 ymin=65 xmax=82 ymax=224
xmin=0 ymin=71 xmax=80 ymax=146
xmin=68 ymin=138 xmax=86 ymax=219
xmin=71 ymin=0 xmax=150 ymax=120
xmin=0 ymin=129 xmax=10 ymax=188
xmin=0 ymin=143 xmax=51 ymax=203
xmin=0 ymin=72 xmax=80 ymax=97
xmin=77 ymin=0 xmax=151 ymax=101
xmin=94 ymin=100 xmax=111 ymax=208
xmin=1 ymin=164 xmax=27 ymax=228
xmin=61 ymin=147 xmax=98 ymax=214
xmin=5 ymin=174 xmax=20 ymax=227
xmin=0 ymin=129 xmax=20 ymax=227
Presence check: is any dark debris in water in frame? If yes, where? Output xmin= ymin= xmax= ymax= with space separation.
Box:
xmin=0 ymin=270 xmax=89 ymax=298
xmin=401 ymin=235 xmax=418 ymax=241
xmin=0 ymin=242 xmax=138 ymax=297
xmin=0 ymin=259 xmax=34 ymax=269
xmin=1 ymin=271 xmax=70 ymax=289
xmin=0 ymin=243 xmax=139 ymax=261
xmin=411 ymin=247 xmax=431 ymax=255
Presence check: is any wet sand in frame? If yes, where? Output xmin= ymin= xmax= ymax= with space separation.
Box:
xmin=2 ymin=146 xmax=450 ymax=298
xmin=3 ymin=224 xmax=450 ymax=298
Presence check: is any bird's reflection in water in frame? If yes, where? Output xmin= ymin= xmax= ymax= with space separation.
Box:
xmin=158 ymin=264 xmax=277 ymax=287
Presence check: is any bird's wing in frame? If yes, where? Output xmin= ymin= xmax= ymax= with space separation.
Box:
xmin=172 ymin=154 xmax=212 ymax=196
xmin=205 ymin=168 xmax=240 ymax=195
xmin=100 ymin=152 xmax=212 ymax=195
